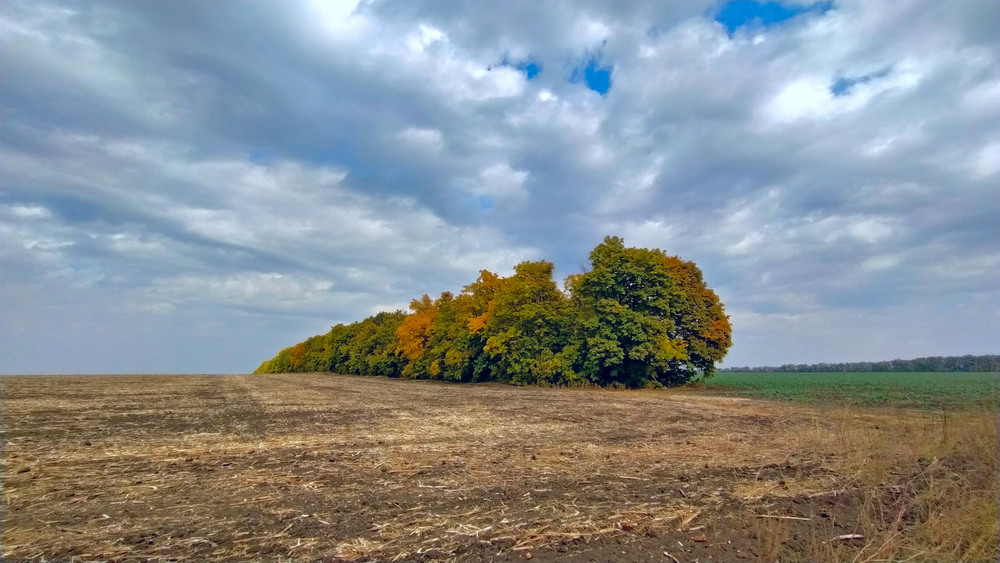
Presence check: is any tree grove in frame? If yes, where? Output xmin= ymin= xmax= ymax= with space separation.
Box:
xmin=256 ymin=236 xmax=732 ymax=387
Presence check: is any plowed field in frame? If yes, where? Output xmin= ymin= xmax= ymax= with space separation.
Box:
xmin=2 ymin=374 xmax=996 ymax=562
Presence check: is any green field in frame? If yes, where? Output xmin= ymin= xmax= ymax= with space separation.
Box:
xmin=701 ymin=371 xmax=1000 ymax=409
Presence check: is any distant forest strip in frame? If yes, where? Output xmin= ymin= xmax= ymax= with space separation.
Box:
xmin=720 ymin=355 xmax=1000 ymax=373
xmin=256 ymin=237 xmax=732 ymax=388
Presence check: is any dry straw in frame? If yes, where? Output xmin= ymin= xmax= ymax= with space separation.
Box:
xmin=2 ymin=373 xmax=996 ymax=562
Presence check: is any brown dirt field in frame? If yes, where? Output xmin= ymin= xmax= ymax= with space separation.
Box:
xmin=1 ymin=374 xmax=996 ymax=562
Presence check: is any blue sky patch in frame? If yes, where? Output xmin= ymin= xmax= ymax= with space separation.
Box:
xmin=520 ymin=62 xmax=540 ymax=80
xmin=493 ymin=56 xmax=541 ymax=80
xmin=714 ymin=0 xmax=833 ymax=35
xmin=830 ymin=67 xmax=892 ymax=96
xmin=570 ymin=57 xmax=612 ymax=96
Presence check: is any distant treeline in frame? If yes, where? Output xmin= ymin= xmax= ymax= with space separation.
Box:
xmin=256 ymin=237 xmax=732 ymax=388
xmin=720 ymin=355 xmax=1000 ymax=373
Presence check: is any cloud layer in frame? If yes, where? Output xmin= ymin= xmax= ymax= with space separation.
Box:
xmin=1 ymin=0 xmax=997 ymax=373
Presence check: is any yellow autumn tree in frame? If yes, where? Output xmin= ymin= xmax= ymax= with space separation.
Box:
xmin=464 ymin=270 xmax=502 ymax=334
xmin=394 ymin=294 xmax=438 ymax=373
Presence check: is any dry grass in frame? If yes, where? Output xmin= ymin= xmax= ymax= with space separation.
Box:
xmin=1 ymin=373 xmax=997 ymax=562
xmin=793 ymin=405 xmax=999 ymax=562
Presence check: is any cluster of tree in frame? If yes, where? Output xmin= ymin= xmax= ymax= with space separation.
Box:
xmin=256 ymin=236 xmax=732 ymax=388
xmin=721 ymin=355 xmax=1000 ymax=373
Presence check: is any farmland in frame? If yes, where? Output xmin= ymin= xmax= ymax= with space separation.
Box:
xmin=2 ymin=374 xmax=997 ymax=562
xmin=702 ymin=371 xmax=1000 ymax=410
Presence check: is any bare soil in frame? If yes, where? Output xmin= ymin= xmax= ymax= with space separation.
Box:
xmin=1 ymin=374 xmax=996 ymax=562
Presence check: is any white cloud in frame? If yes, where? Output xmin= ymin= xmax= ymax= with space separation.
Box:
xmin=104 ymin=232 xmax=169 ymax=255
xmin=465 ymin=162 xmax=529 ymax=202
xmin=396 ymin=127 xmax=444 ymax=153
xmin=148 ymin=272 xmax=337 ymax=308
xmin=762 ymin=65 xmax=921 ymax=125
xmin=970 ymin=141 xmax=1000 ymax=178
xmin=807 ymin=214 xmax=898 ymax=245
xmin=406 ymin=23 xmax=446 ymax=53
xmin=307 ymin=0 xmax=362 ymax=35
xmin=7 ymin=204 xmax=52 ymax=219
xmin=859 ymin=254 xmax=900 ymax=272
xmin=764 ymin=77 xmax=837 ymax=122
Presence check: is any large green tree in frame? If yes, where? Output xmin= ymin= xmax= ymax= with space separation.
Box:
xmin=566 ymin=236 xmax=731 ymax=387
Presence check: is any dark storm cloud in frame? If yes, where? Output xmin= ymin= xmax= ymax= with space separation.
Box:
xmin=1 ymin=0 xmax=997 ymax=373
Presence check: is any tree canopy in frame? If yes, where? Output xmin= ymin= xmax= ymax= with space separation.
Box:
xmin=256 ymin=236 xmax=732 ymax=388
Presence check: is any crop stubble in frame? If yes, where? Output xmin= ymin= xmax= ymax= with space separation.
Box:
xmin=2 ymin=374 xmax=996 ymax=562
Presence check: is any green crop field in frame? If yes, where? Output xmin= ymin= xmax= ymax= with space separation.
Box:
xmin=700 ymin=371 xmax=1000 ymax=410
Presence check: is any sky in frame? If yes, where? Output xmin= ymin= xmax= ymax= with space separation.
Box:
xmin=1 ymin=0 xmax=998 ymax=374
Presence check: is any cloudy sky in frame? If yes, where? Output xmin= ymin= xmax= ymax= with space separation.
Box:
xmin=1 ymin=0 xmax=997 ymax=374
